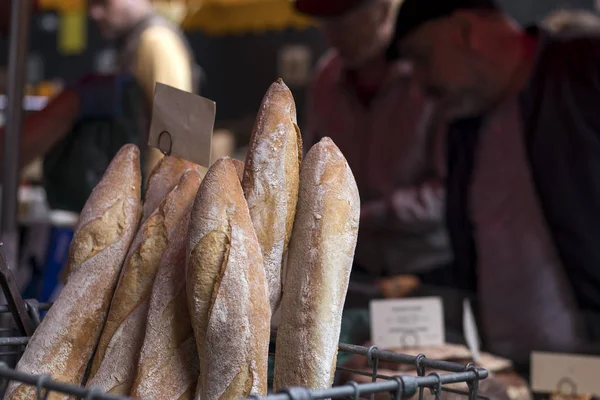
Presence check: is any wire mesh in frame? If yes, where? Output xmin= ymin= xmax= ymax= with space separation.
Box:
xmin=247 ymin=340 xmax=488 ymax=400
xmin=0 ymin=329 xmax=489 ymax=400
xmin=0 ymin=291 xmax=490 ymax=399
xmin=0 ymin=301 xmax=50 ymax=351
xmin=0 ymin=246 xmax=489 ymax=400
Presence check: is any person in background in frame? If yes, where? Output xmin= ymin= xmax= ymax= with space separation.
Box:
xmin=89 ymin=0 xmax=202 ymax=175
xmin=543 ymin=8 xmax=600 ymax=35
xmin=295 ymin=0 xmax=452 ymax=298
xmin=0 ymin=0 xmax=124 ymax=173
xmin=386 ymin=0 xmax=600 ymax=366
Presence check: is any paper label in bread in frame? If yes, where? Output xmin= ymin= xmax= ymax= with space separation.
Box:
xmin=149 ymin=83 xmax=215 ymax=168
xmin=370 ymin=297 xmax=444 ymax=349
xmin=531 ymin=352 xmax=600 ymax=396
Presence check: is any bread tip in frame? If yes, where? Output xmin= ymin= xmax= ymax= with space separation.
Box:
xmin=204 ymin=157 xmax=239 ymax=183
xmin=108 ymin=144 xmax=141 ymax=176
xmin=119 ymin=143 xmax=140 ymax=157
xmin=271 ymin=78 xmax=290 ymax=92
xmin=314 ymin=136 xmax=339 ymax=153
xmin=213 ymin=156 xmax=233 ymax=166
xmin=306 ymin=137 xmax=349 ymax=172
xmin=180 ymin=167 xmax=201 ymax=181
xmin=177 ymin=169 xmax=202 ymax=192
xmin=109 ymin=144 xmax=141 ymax=173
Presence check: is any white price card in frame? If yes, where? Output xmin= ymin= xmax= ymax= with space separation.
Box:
xmin=531 ymin=352 xmax=600 ymax=396
xmin=369 ymin=297 xmax=445 ymax=349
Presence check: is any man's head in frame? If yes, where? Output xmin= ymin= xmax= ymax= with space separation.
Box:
xmin=295 ymin=0 xmax=400 ymax=69
xmin=386 ymin=0 xmax=526 ymax=118
xmin=89 ymin=0 xmax=153 ymax=39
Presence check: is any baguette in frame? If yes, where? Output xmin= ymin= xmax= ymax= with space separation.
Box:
xmin=187 ymin=157 xmax=270 ymax=400
xmin=142 ymin=155 xmax=205 ymax=223
xmin=86 ymin=170 xmax=202 ymax=395
xmin=5 ymin=144 xmax=142 ymax=400
xmin=273 ymin=137 xmax=360 ymax=391
xmin=130 ymin=213 xmax=199 ymax=400
xmin=231 ymin=159 xmax=245 ymax=182
xmin=242 ymin=78 xmax=302 ymax=314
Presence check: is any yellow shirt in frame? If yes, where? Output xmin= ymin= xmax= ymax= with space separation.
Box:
xmin=132 ymin=25 xmax=193 ymax=176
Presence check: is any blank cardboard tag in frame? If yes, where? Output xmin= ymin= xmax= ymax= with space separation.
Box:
xmin=370 ymin=297 xmax=444 ymax=349
xmin=148 ymin=83 xmax=215 ymax=168
xmin=531 ymin=352 xmax=600 ymax=396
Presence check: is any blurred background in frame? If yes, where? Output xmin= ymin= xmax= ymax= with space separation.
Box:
xmin=1 ymin=0 xmax=596 ymax=147
xmin=2 ymin=0 xmax=600 ymax=389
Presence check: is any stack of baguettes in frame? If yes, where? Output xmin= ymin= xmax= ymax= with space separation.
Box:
xmin=5 ymin=79 xmax=360 ymax=400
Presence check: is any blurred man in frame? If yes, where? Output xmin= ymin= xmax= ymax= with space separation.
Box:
xmin=296 ymin=0 xmax=452 ymax=293
xmin=386 ymin=0 xmax=600 ymax=364
xmin=89 ymin=0 xmax=201 ymax=174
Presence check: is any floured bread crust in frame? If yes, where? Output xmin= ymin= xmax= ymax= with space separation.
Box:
xmin=86 ymin=170 xmax=202 ymax=395
xmin=6 ymin=144 xmax=142 ymax=400
xmin=130 ymin=214 xmax=199 ymax=400
xmin=242 ymin=78 xmax=302 ymax=315
xmin=231 ymin=159 xmax=245 ymax=182
xmin=142 ymin=155 xmax=206 ymax=223
xmin=273 ymin=137 xmax=360 ymax=391
xmin=187 ymin=157 xmax=270 ymax=400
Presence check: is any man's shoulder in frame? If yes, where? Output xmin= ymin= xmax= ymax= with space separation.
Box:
xmin=551 ymin=31 xmax=600 ymax=51
xmin=138 ymin=24 xmax=188 ymax=53
xmin=540 ymin=31 xmax=600 ymax=72
xmin=312 ymin=49 xmax=344 ymax=88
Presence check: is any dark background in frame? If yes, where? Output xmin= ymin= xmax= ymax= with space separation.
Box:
xmin=0 ymin=0 xmax=596 ymax=135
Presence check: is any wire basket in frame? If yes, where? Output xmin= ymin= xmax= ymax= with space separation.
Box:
xmin=0 ymin=244 xmax=489 ymax=400
xmin=257 ymin=339 xmax=488 ymax=400
xmin=0 ymin=335 xmax=488 ymax=400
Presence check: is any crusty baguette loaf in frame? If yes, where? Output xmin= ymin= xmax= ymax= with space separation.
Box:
xmin=273 ymin=137 xmax=360 ymax=391
xmin=86 ymin=170 xmax=202 ymax=395
xmin=187 ymin=157 xmax=270 ymax=400
xmin=242 ymin=79 xmax=302 ymax=314
xmin=142 ymin=155 xmax=205 ymax=223
xmin=130 ymin=214 xmax=199 ymax=400
xmin=231 ymin=159 xmax=245 ymax=182
xmin=5 ymin=144 xmax=142 ymax=400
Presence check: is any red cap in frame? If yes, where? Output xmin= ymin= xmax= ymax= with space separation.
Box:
xmin=294 ymin=0 xmax=373 ymax=18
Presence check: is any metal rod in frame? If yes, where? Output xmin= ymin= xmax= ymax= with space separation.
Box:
xmin=0 ymin=364 xmax=133 ymax=400
xmin=0 ymin=337 xmax=489 ymax=400
xmin=334 ymin=367 xmax=488 ymax=400
xmin=0 ymin=246 xmax=34 ymax=336
xmin=23 ymin=300 xmax=42 ymax=327
xmin=270 ymin=330 xmax=488 ymax=382
xmin=0 ymin=337 xmax=28 ymax=346
xmin=262 ymin=378 xmax=418 ymax=400
xmin=1 ymin=0 xmax=32 ymax=269
xmin=0 ymin=303 xmax=52 ymax=314
xmin=337 ymin=343 xmax=488 ymax=379
xmin=252 ymin=371 xmax=485 ymax=400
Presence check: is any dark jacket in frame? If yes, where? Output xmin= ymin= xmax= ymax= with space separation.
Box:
xmin=446 ymin=28 xmax=600 ymax=359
